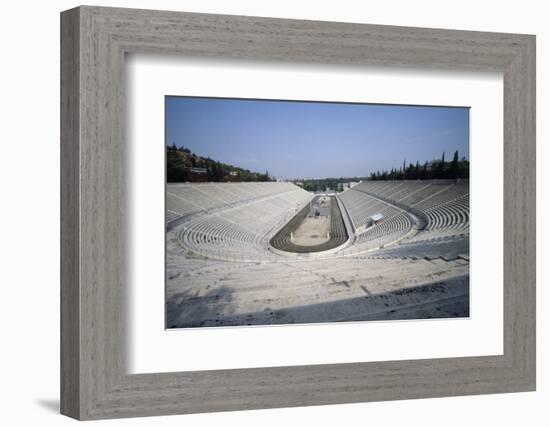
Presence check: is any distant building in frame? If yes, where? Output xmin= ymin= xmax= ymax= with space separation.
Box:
xmin=338 ymin=182 xmax=352 ymax=192
xmin=186 ymin=167 xmax=208 ymax=182
xmin=189 ymin=167 xmax=207 ymax=175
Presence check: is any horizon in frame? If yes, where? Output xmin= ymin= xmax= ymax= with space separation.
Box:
xmin=166 ymin=96 xmax=469 ymax=180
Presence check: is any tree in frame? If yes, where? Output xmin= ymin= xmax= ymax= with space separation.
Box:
xmin=435 ymin=151 xmax=446 ymax=179
xmin=216 ymin=161 xmax=223 ymax=181
xmin=450 ymin=150 xmax=459 ymax=179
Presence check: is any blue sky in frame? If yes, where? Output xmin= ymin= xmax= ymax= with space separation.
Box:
xmin=166 ymin=96 xmax=469 ymax=180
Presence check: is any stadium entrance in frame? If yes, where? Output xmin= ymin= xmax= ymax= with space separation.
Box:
xmin=307 ymin=196 xmax=330 ymax=218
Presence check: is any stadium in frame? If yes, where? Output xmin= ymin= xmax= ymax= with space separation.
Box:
xmin=166 ymin=179 xmax=469 ymax=328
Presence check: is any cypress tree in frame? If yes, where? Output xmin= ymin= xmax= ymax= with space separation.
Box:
xmin=451 ymin=150 xmax=459 ymax=179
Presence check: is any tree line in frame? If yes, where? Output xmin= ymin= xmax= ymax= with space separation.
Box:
xmin=368 ymin=151 xmax=469 ymax=181
xmin=298 ymin=176 xmax=369 ymax=193
xmin=167 ymin=145 xmax=272 ymax=183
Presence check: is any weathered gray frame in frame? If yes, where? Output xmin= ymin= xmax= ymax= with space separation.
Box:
xmin=61 ymin=5 xmax=536 ymax=420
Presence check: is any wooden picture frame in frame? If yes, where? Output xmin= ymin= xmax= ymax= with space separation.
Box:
xmin=60 ymin=5 xmax=536 ymax=420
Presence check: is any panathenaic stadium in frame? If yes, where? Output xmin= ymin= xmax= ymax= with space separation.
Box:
xmin=166 ymin=180 xmax=469 ymax=328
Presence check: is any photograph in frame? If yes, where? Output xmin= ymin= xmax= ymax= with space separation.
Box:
xmin=165 ymin=96 xmax=470 ymax=328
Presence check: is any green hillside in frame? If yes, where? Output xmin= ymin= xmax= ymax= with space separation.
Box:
xmin=167 ymin=145 xmax=272 ymax=183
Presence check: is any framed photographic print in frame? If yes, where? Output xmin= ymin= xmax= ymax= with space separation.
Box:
xmin=61 ymin=6 xmax=536 ymax=420
xmin=164 ymin=96 xmax=471 ymax=329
